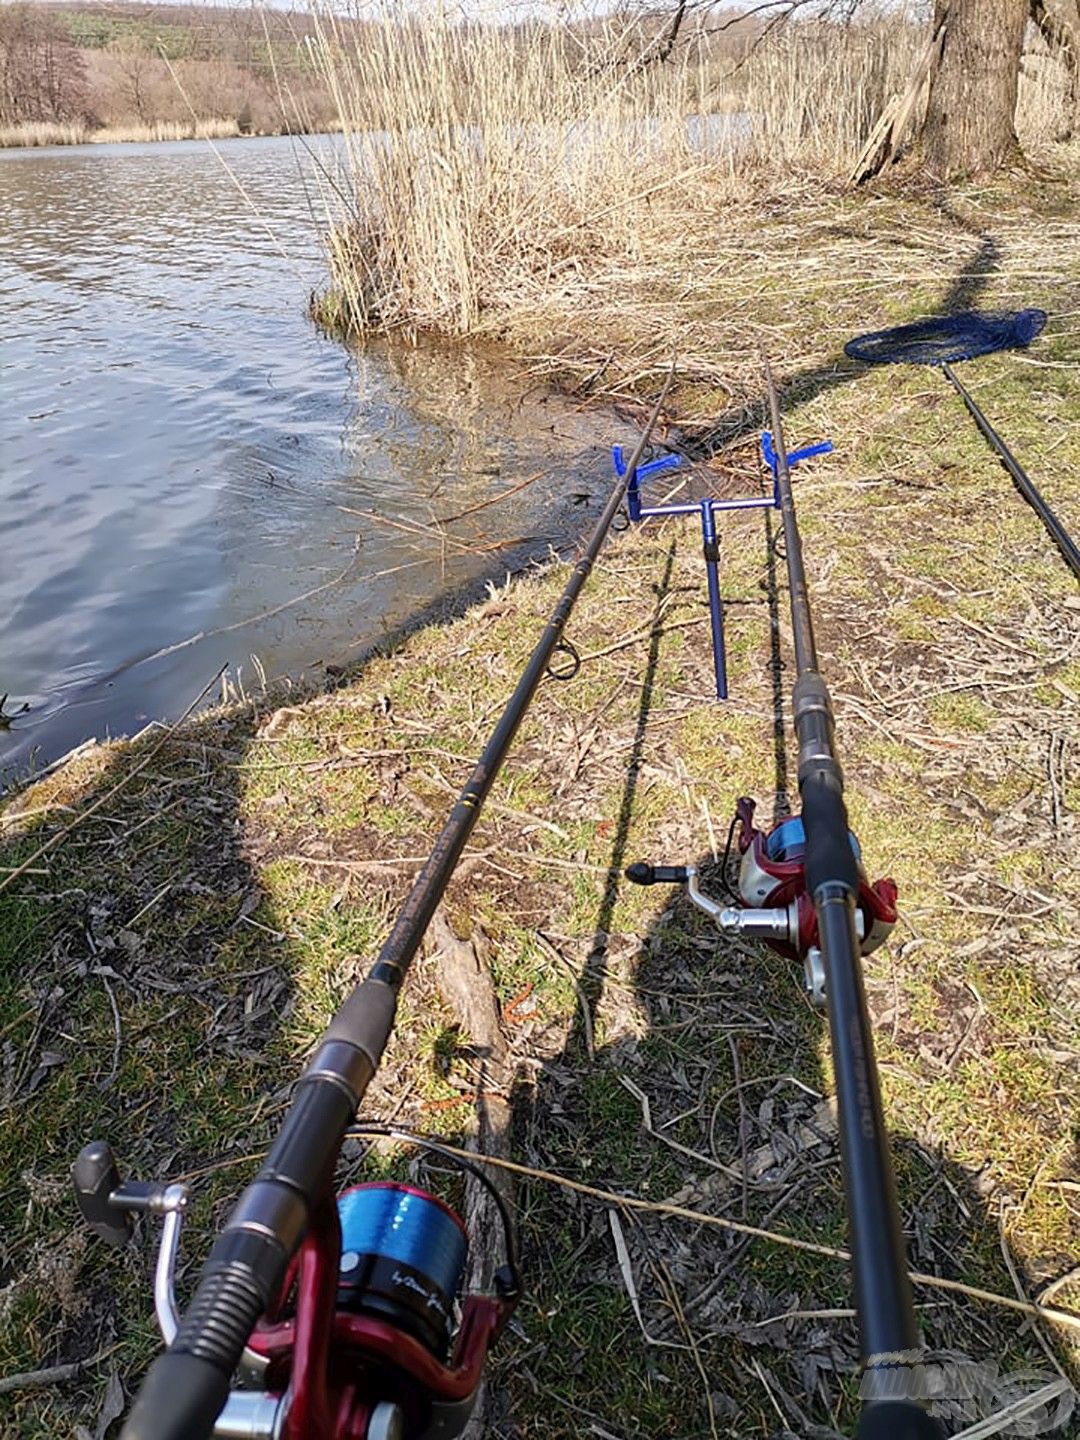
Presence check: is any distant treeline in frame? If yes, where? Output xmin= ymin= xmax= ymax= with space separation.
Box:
xmin=0 ymin=1 xmax=353 ymax=139
xmin=0 ymin=2 xmax=772 ymax=145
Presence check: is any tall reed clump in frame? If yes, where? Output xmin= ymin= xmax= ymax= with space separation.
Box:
xmin=308 ymin=3 xmax=1076 ymax=341
xmin=308 ymin=7 xmax=725 ymax=338
xmin=0 ymin=120 xmax=90 ymax=146
xmin=727 ymin=18 xmax=923 ymax=172
xmin=1016 ymin=27 xmax=1078 ymax=142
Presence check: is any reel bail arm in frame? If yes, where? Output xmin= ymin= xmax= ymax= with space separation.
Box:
xmin=624 ymin=856 xmax=865 ymax=1005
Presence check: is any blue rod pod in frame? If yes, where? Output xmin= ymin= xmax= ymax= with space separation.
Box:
xmin=337 ymin=1182 xmax=468 ymax=1359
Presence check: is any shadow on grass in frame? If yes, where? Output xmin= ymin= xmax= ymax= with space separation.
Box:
xmin=681 ymin=232 xmax=1001 ymax=459
xmin=503 ymin=508 xmax=1077 ymax=1439
xmin=0 ymin=628 xmax=511 ymax=1435
xmin=0 ymin=703 xmax=296 ymax=1436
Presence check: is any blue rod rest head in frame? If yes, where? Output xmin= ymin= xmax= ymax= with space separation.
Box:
xmin=612 ymin=445 xmax=682 ymax=523
xmin=611 ymin=446 xmax=682 ymax=482
xmin=761 ymin=432 xmax=834 ymax=478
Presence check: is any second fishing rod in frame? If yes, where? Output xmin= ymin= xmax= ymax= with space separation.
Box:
xmin=628 ymin=360 xmax=946 ymax=1438
xmin=767 ymin=357 xmax=944 ymax=1439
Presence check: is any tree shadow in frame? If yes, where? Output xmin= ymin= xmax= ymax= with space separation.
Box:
xmin=0 ymin=701 xmax=296 ymax=1433
xmin=680 ymin=232 xmax=1001 ymax=460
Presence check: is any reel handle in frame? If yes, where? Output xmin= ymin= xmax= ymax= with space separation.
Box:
xmin=73 ymin=1140 xmax=164 ymax=1246
xmin=73 ymin=1141 xmax=130 ymax=1245
xmin=625 ymin=862 xmax=692 ymax=886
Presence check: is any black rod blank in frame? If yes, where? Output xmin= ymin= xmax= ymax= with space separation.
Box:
xmin=764 ymin=359 xmax=943 ymax=1440
xmin=942 ymin=362 xmax=1080 ymax=582
xmin=121 ymin=373 xmax=674 ymax=1440
xmin=368 ymin=368 xmax=673 ymax=993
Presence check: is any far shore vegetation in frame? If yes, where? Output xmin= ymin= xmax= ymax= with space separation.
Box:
xmin=5 ymin=0 xmax=1074 ymax=157
xmin=0 ymin=0 xmax=347 ymax=147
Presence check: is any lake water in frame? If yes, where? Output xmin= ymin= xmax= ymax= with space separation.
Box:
xmin=0 ymin=133 xmax=608 ymax=781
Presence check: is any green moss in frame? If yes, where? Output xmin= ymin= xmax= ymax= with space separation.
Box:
xmin=925 ymin=692 xmax=994 ymax=734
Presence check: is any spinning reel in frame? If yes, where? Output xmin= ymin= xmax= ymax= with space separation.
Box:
xmin=627 ymin=796 xmax=898 ymax=1007
xmin=73 ymin=1129 xmax=520 ymax=1440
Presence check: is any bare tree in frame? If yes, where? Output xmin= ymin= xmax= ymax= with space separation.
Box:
xmin=860 ymin=0 xmax=1076 ymax=177
xmin=0 ymin=4 xmax=85 ymax=124
xmin=109 ymin=33 xmax=153 ymax=124
xmin=652 ymin=0 xmax=1073 ymax=177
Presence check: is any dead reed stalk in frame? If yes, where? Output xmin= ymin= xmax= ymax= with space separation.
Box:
xmin=306 ymin=4 xmax=1075 ymax=340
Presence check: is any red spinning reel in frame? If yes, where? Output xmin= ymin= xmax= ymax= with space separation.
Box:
xmin=626 ymin=796 xmax=898 ymax=1008
xmin=73 ymin=1129 xmax=520 ymax=1440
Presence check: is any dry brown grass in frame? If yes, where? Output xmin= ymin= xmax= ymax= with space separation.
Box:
xmin=0 ymin=116 xmax=243 ymax=147
xmin=310 ymin=8 xmax=721 ymax=336
xmin=309 ymin=6 xmax=1075 ymax=341
xmin=0 ymin=120 xmax=91 ymax=147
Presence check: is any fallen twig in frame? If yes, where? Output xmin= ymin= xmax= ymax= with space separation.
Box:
xmin=414 ymin=1141 xmax=1080 ymax=1334
xmin=437 ymin=470 xmax=544 ymax=524
xmin=0 ymin=1360 xmax=85 ymax=1395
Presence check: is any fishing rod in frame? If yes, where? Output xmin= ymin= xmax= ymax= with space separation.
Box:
xmin=71 ymin=378 xmax=672 ymax=1440
xmin=942 ymin=359 xmax=1080 ymax=581
xmin=626 ymin=359 xmax=946 ymax=1439
xmin=845 ymin=308 xmax=1080 ymax=584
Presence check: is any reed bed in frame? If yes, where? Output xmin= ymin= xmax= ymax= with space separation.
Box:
xmin=0 ymin=116 xmax=243 ymax=148
xmin=309 ymin=5 xmax=1074 ymax=341
xmin=310 ymin=10 xmax=720 ymax=336
xmin=0 ymin=121 xmax=90 ymax=147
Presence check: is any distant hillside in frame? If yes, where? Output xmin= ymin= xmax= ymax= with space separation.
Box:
xmin=0 ymin=1 xmax=358 ymax=142
xmin=0 ymin=1 xmax=762 ymax=146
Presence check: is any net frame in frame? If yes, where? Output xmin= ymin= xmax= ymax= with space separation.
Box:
xmin=844 ymin=308 xmax=1047 ymax=367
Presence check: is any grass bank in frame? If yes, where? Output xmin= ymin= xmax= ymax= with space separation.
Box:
xmin=1 ymin=159 xmax=1078 ymax=1435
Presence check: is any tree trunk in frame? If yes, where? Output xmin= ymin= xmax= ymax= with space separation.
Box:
xmin=922 ymin=0 xmax=1029 ymax=174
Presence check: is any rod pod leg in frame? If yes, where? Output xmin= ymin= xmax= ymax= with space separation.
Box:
xmin=700 ymin=500 xmax=728 ymax=700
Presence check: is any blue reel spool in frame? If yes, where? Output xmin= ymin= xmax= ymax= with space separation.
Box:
xmin=766 ymin=816 xmax=862 ymax=865
xmin=337 ymin=1182 xmax=468 ymax=1359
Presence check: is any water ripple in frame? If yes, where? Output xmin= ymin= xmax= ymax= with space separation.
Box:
xmin=0 ymin=134 xmax=606 ymax=779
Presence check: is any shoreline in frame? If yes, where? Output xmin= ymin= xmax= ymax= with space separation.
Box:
xmin=0 ymin=119 xmax=344 ymax=151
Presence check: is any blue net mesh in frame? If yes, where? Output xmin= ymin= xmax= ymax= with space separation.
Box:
xmin=844 ymin=308 xmax=1046 ymax=366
